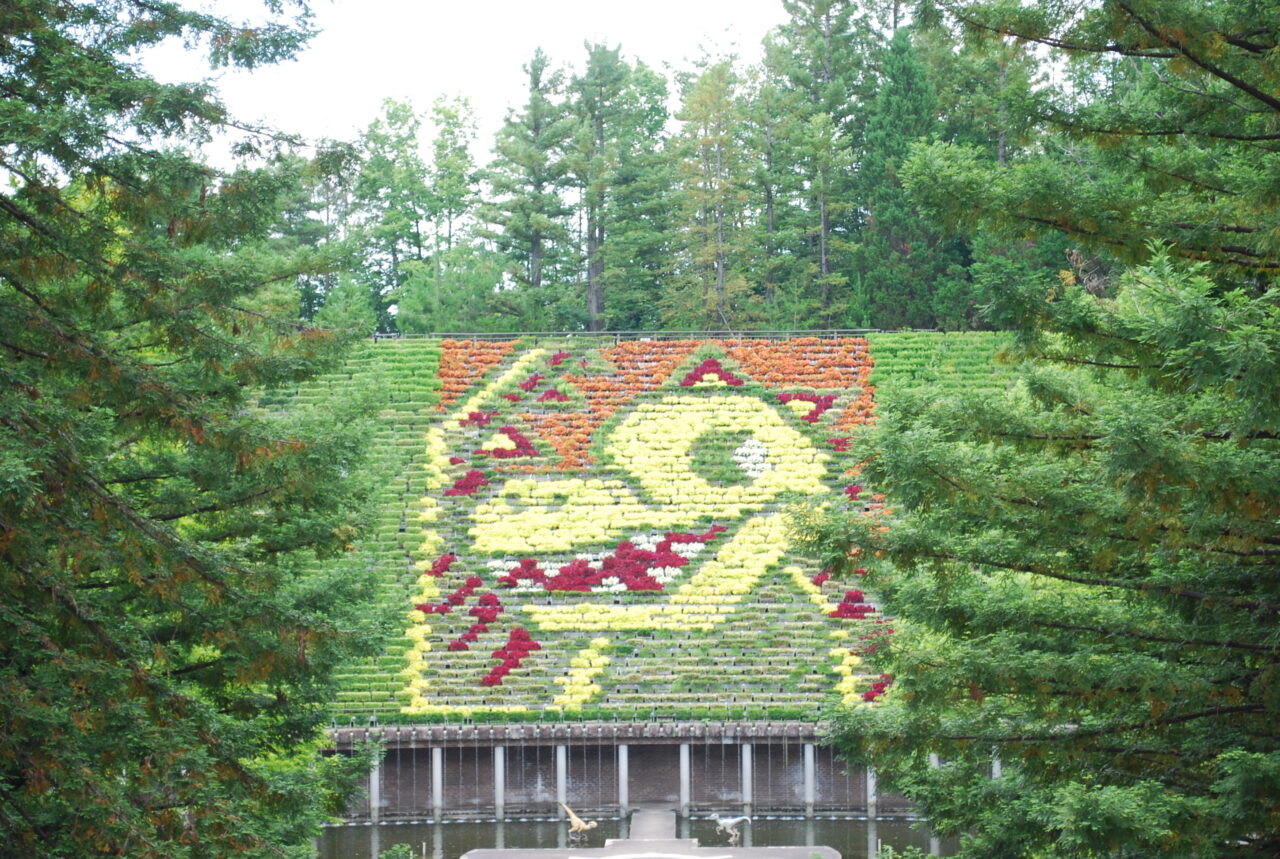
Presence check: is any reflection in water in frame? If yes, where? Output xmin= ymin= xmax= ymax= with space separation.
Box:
xmin=319 ymin=816 xmax=955 ymax=859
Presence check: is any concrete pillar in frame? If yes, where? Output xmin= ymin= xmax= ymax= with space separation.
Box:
xmin=992 ymin=754 xmax=1002 ymax=779
xmin=929 ymin=752 xmax=942 ymax=853
xmin=867 ymin=820 xmax=879 ymax=858
xmin=802 ymin=743 xmax=816 ymax=816
xmin=741 ymin=742 xmax=753 ymax=813
xmin=431 ymin=746 xmax=444 ymax=822
xmin=555 ymin=744 xmax=568 ymax=814
xmin=369 ymin=754 xmax=381 ymax=823
xmin=866 ymin=767 xmax=878 ymax=820
xmin=678 ymin=743 xmax=691 ymax=815
xmin=618 ymin=744 xmax=630 ymax=813
xmin=494 ymin=745 xmax=506 ymax=820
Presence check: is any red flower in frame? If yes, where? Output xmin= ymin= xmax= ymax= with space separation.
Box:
xmin=778 ymin=392 xmax=837 ymax=422
xmin=501 ymin=393 xmax=521 ymax=402
xmin=549 ymin=351 xmax=571 ymax=367
xmin=845 ymin=484 xmax=863 ymax=500
xmin=498 ymin=558 xmax=546 ymax=588
xmin=426 ymin=554 xmax=456 ymax=577
xmin=444 ymin=470 xmax=489 ymax=496
xmin=680 ymin=357 xmax=744 ymax=387
xmin=827 ymin=437 xmax=852 ymax=452
xmin=537 ymin=387 xmax=569 ymax=403
xmin=862 ymin=674 xmax=894 ymax=702
xmin=478 ymin=627 xmax=544 ymax=687
xmin=460 ymin=411 xmax=497 ymax=427
xmin=448 ymin=640 xmax=469 ymax=651
xmin=812 ymin=571 xmax=830 ymax=586
xmin=474 ymin=427 xmax=538 ymax=459
xmin=830 ymin=589 xmax=875 ymax=619
xmin=518 ymin=373 xmax=545 ymax=392
xmin=449 ymin=456 xmax=467 ymax=465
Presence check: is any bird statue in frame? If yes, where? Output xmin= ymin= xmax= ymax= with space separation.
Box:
xmin=708 ymin=814 xmax=751 ymax=845
xmin=560 ymin=802 xmax=598 ymax=842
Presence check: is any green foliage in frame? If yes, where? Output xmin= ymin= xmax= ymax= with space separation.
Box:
xmin=817 ymin=1 xmax=1280 ymax=844
xmin=0 ymin=1 xmax=383 ymax=854
xmin=326 ymin=336 xmax=1009 ymax=723
xmin=316 ymin=276 xmax=378 ymax=336
xmin=665 ymin=59 xmax=757 ymax=328
xmin=568 ymin=46 xmax=675 ymax=330
xmin=353 ymin=98 xmax=433 ymax=331
xmin=396 ymin=242 xmax=515 ymax=333
xmin=378 ymin=845 xmax=417 ymax=859
xmin=479 ymin=48 xmax=577 ymax=303
xmin=854 ymin=29 xmax=970 ymax=328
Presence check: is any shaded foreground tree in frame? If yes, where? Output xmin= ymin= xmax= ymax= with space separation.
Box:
xmin=1 ymin=1 xmax=381 ymax=855
xmin=805 ymin=2 xmax=1280 ymax=856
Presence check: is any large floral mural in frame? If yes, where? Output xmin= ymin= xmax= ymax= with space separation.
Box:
xmin=397 ymin=338 xmax=889 ymax=718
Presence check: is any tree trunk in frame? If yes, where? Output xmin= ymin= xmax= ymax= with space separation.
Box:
xmin=586 ymin=206 xmax=604 ymax=331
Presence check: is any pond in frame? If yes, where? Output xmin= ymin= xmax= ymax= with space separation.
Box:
xmin=319 ymin=815 xmax=956 ymax=859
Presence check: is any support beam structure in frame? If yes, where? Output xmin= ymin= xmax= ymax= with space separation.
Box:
xmin=369 ymin=754 xmax=382 ymax=823
xmin=494 ymin=745 xmax=506 ymax=820
xmin=618 ymin=744 xmax=630 ymax=813
xmin=802 ymin=743 xmax=816 ymax=816
xmin=555 ymin=744 xmax=568 ymax=814
xmin=741 ymin=743 xmax=753 ymax=813
xmin=866 ymin=767 xmax=878 ymax=820
xmin=431 ymin=746 xmax=444 ymax=822
xmin=679 ymin=743 xmax=691 ymax=815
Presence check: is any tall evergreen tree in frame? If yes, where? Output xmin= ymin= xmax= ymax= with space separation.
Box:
xmin=567 ymin=45 xmax=674 ymax=330
xmin=567 ymin=43 xmax=630 ymax=330
xmin=766 ymin=0 xmax=869 ymax=324
xmin=352 ymin=98 xmax=431 ymax=331
xmin=815 ymin=1 xmax=1280 ymax=854
xmin=480 ymin=48 xmax=576 ymax=311
xmin=667 ymin=60 xmax=754 ymax=328
xmin=0 ymin=1 xmax=380 ymax=854
xmin=426 ymin=94 xmax=478 ymax=255
xmin=854 ymin=28 xmax=969 ymax=327
xmin=739 ymin=65 xmax=810 ymax=324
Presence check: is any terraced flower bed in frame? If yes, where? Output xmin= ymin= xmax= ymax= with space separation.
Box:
xmin=301 ymin=333 xmax=1009 ymax=723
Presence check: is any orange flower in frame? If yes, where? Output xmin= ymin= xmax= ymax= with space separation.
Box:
xmin=437 ymin=339 xmax=518 ymax=408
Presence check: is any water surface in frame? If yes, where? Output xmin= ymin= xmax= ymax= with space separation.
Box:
xmin=320 ymin=815 xmax=954 ymax=859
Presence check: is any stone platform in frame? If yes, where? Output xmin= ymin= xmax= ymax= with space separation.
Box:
xmin=461 ymin=809 xmax=840 ymax=859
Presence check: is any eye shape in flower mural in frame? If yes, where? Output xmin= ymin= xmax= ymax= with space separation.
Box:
xmin=399 ymin=339 xmax=886 ymax=717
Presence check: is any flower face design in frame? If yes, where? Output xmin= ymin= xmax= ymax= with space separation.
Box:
xmin=399 ymin=340 xmax=883 ymax=717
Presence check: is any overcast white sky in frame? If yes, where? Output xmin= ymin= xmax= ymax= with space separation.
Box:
xmin=143 ymin=0 xmax=790 ymax=162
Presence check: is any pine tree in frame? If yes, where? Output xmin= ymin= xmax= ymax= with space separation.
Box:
xmin=854 ymin=28 xmax=969 ymax=328
xmin=767 ymin=0 xmax=869 ymax=324
xmin=352 ymin=98 xmax=431 ymax=331
xmin=814 ymin=2 xmax=1280 ymax=853
xmin=738 ymin=65 xmax=811 ymax=325
xmin=0 ymin=1 xmax=380 ymax=854
xmin=666 ymin=59 xmax=754 ymax=328
xmin=566 ymin=46 xmax=674 ymax=330
xmin=480 ymin=48 xmax=576 ymax=310
xmin=427 ymin=95 xmax=478 ymax=255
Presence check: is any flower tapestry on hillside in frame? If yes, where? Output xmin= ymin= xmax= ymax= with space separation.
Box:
xmin=399 ymin=338 xmax=884 ymax=717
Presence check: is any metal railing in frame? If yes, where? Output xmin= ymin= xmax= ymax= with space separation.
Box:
xmin=370 ymin=328 xmax=943 ymax=343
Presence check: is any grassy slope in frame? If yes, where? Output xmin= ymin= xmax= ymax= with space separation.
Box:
xmin=302 ymin=334 xmax=1009 ymax=724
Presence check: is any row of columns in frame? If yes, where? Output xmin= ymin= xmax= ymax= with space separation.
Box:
xmin=370 ymin=742 xmax=890 ymax=822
